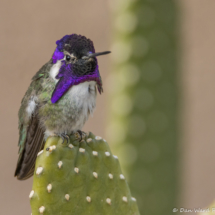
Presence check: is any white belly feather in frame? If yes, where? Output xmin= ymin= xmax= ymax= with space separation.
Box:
xmin=44 ymin=81 xmax=97 ymax=138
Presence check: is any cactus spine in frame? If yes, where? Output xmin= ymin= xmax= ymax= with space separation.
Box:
xmin=30 ymin=133 xmax=139 ymax=215
xmin=108 ymin=0 xmax=178 ymax=214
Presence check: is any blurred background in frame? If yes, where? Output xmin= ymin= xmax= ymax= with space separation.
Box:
xmin=0 ymin=0 xmax=215 ymax=214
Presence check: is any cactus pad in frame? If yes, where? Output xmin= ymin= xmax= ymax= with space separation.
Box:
xmin=30 ymin=132 xmax=140 ymax=215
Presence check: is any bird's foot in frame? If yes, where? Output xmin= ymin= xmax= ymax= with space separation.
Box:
xmin=54 ymin=132 xmax=70 ymax=144
xmin=73 ymin=130 xmax=87 ymax=142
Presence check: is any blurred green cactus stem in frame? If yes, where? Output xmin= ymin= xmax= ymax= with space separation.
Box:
xmin=30 ymin=132 xmax=139 ymax=215
xmin=109 ymin=0 xmax=178 ymax=214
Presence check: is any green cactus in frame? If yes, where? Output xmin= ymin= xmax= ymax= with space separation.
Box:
xmin=30 ymin=132 xmax=139 ymax=215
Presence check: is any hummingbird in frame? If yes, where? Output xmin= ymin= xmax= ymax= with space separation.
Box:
xmin=14 ymin=34 xmax=110 ymax=180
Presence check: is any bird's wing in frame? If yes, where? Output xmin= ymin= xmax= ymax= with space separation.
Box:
xmin=14 ymin=111 xmax=45 ymax=180
xmin=14 ymin=62 xmax=52 ymax=180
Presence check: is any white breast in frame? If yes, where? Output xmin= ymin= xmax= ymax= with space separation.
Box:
xmin=67 ymin=81 xmax=97 ymax=117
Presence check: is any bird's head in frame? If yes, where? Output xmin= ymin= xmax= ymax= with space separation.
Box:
xmin=51 ymin=34 xmax=110 ymax=103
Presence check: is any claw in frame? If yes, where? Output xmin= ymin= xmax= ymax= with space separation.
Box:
xmin=74 ymin=132 xmax=81 ymax=141
xmin=74 ymin=130 xmax=86 ymax=142
xmin=54 ymin=133 xmax=69 ymax=144
xmin=63 ymin=134 xmax=69 ymax=143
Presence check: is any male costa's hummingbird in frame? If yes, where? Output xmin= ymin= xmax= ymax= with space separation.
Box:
xmin=14 ymin=34 xmax=110 ymax=180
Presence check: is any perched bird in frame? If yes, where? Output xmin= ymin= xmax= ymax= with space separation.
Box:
xmin=15 ymin=34 xmax=110 ymax=180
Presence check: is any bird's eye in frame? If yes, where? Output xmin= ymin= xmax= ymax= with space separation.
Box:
xmin=66 ymin=55 xmax=71 ymax=61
